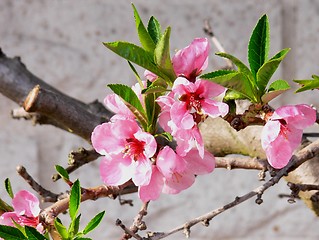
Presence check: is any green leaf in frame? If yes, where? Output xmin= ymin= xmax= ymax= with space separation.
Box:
xmin=25 ymin=226 xmax=47 ymax=240
xmin=68 ymin=214 xmax=81 ymax=237
xmin=108 ymin=84 xmax=148 ymax=128
xmin=54 ymin=218 xmax=69 ymax=239
xmin=69 ymin=179 xmax=81 ymax=220
xmin=103 ymin=41 xmax=166 ymax=79
xmin=223 ymin=89 xmax=248 ymax=101
xmin=154 ymin=27 xmax=176 ymax=83
xmin=201 ymin=70 xmax=257 ymax=102
xmin=55 ymin=165 xmax=70 ymax=181
xmin=127 ymin=61 xmax=143 ymax=87
xmin=141 ymin=78 xmax=168 ymax=94
xmin=147 ymin=16 xmax=162 ymax=45
xmin=0 ymin=225 xmax=27 ymax=240
xmin=248 ymin=14 xmax=270 ymax=78
xmin=82 ymin=211 xmax=105 ymax=235
xmin=0 ymin=197 xmax=13 ymax=212
xmin=261 ymin=79 xmax=290 ymax=103
xmin=215 ymin=52 xmax=256 ymax=87
xmin=294 ymin=75 xmax=319 ymax=93
xmin=5 ymin=178 xmax=14 ymax=199
xmin=132 ymin=3 xmax=156 ymax=52
xmin=256 ymin=48 xmax=290 ymax=93
xmin=158 ymin=132 xmax=173 ymax=142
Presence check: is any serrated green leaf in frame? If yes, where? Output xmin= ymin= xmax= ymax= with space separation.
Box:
xmin=294 ymin=74 xmax=319 ymax=93
xmin=68 ymin=214 xmax=81 ymax=237
xmin=215 ymin=52 xmax=256 ymax=87
xmin=5 ymin=178 xmax=14 ymax=199
xmin=0 ymin=225 xmax=27 ymax=240
xmin=261 ymin=79 xmax=290 ymax=103
xmin=69 ymin=179 xmax=81 ymax=220
xmin=82 ymin=211 xmax=105 ymax=235
xmin=159 ymin=132 xmax=173 ymax=142
xmin=54 ymin=218 xmax=68 ymax=239
xmin=154 ymin=27 xmax=176 ymax=84
xmin=201 ymin=70 xmax=257 ymax=102
xmin=103 ymin=41 xmax=166 ymax=79
xmin=248 ymin=14 xmax=270 ymax=78
xmin=108 ymin=84 xmax=148 ymax=128
xmin=147 ymin=16 xmax=162 ymax=45
xmin=55 ymin=165 xmax=70 ymax=181
xmin=25 ymin=226 xmax=47 ymax=240
xmin=256 ymin=48 xmax=290 ymax=93
xmin=132 ymin=4 xmax=156 ymax=52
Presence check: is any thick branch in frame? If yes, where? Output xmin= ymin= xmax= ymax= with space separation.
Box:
xmin=0 ymin=49 xmax=112 ymax=141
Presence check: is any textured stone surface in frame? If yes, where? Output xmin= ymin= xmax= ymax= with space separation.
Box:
xmin=0 ymin=1 xmax=319 ymax=239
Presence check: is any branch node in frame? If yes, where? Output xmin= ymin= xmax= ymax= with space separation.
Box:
xmin=255 ymin=194 xmax=263 ymax=205
xmin=201 ymin=219 xmax=210 ymax=227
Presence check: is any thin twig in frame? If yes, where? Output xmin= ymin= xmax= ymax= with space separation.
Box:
xmin=116 ymin=219 xmax=143 ymax=240
xmin=16 ymin=165 xmax=62 ymax=202
xmin=203 ymin=19 xmax=234 ymax=69
xmin=52 ymin=148 xmax=101 ymax=181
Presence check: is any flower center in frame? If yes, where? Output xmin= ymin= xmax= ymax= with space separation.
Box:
xmin=17 ymin=215 xmax=40 ymax=228
xmin=278 ymin=119 xmax=290 ymax=139
xmin=179 ymin=92 xmax=205 ymax=124
xmin=123 ymin=137 xmax=145 ymax=160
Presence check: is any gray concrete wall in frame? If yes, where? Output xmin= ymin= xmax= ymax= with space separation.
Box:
xmin=0 ymin=1 xmax=319 ymax=239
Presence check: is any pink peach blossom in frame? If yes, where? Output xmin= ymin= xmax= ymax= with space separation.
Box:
xmin=172 ymin=38 xmax=210 ymax=81
xmin=91 ymin=119 xmax=157 ymax=186
xmin=138 ymin=147 xmax=215 ymax=202
xmin=0 ymin=190 xmax=43 ymax=233
xmin=261 ymin=104 xmax=316 ymax=169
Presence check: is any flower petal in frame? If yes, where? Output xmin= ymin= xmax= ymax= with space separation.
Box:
xmin=12 ymin=190 xmax=40 ymax=217
xmin=99 ymin=155 xmax=133 ymax=185
xmin=132 ymin=157 xmax=153 ymax=186
xmin=156 ymin=146 xmax=186 ymax=178
xmin=183 ymin=149 xmax=215 ymax=175
xmin=138 ymin=166 xmax=164 ymax=202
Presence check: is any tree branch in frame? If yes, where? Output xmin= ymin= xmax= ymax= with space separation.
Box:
xmin=0 ymin=49 xmax=112 ymax=141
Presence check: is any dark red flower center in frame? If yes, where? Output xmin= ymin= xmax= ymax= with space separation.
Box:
xmin=124 ymin=137 xmax=145 ymax=160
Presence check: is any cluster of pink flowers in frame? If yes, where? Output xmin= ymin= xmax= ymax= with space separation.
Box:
xmin=0 ymin=190 xmax=43 ymax=233
xmin=92 ymin=37 xmax=317 ymax=202
xmin=92 ymin=38 xmax=228 ymax=202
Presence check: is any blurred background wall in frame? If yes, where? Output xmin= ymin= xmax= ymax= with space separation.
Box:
xmin=1 ymin=0 xmax=319 ymax=239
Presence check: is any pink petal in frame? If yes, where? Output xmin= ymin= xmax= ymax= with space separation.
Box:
xmin=138 ymin=166 xmax=164 ymax=202
xmin=162 ymin=173 xmax=195 ymax=194
xmin=201 ymin=99 xmax=229 ymax=118
xmin=0 ymin=212 xmax=19 ymax=226
xmin=104 ymin=94 xmax=133 ymax=119
xmin=132 ymin=157 xmax=153 ymax=186
xmin=144 ymin=70 xmax=158 ymax=82
xmin=170 ymin=101 xmax=194 ymax=130
xmin=261 ymin=120 xmax=281 ymax=149
xmin=175 ymin=126 xmax=204 ymax=158
xmin=91 ymin=123 xmax=124 ymax=155
xmin=272 ymin=104 xmax=316 ymax=129
xmin=99 ymin=155 xmax=133 ymax=185
xmin=183 ymin=149 xmax=215 ymax=175
xmin=263 ymin=125 xmax=303 ymax=169
xmin=12 ymin=190 xmax=40 ymax=217
xmin=172 ymin=77 xmax=196 ymax=95
xmin=172 ymin=38 xmax=209 ymax=78
xmin=156 ymin=146 xmax=187 ymax=178
xmin=264 ymin=134 xmax=293 ymax=169
xmin=196 ymin=79 xmax=226 ymax=99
